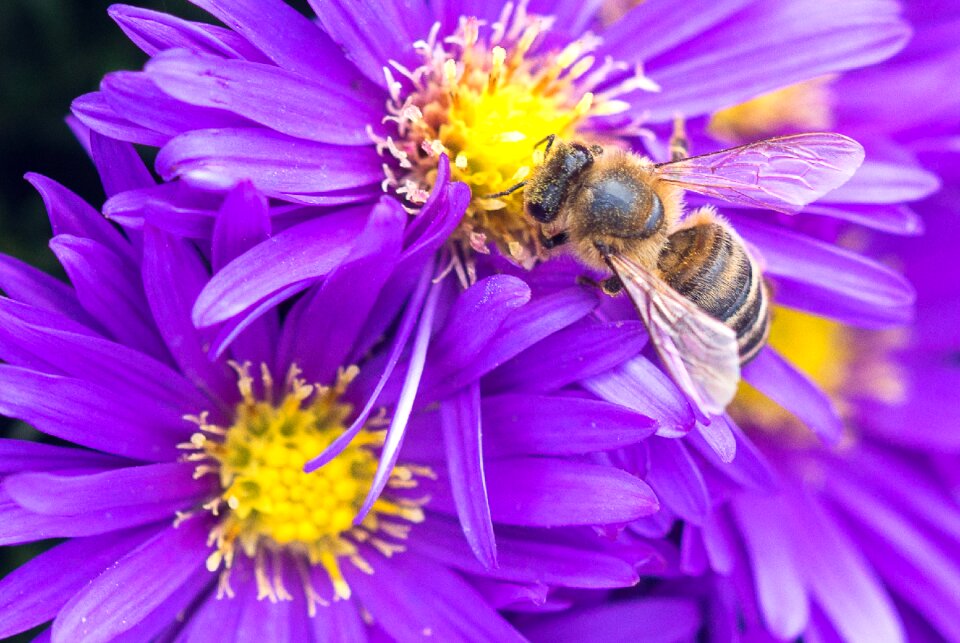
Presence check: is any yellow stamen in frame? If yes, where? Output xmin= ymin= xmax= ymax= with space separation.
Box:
xmin=181 ymin=363 xmax=431 ymax=614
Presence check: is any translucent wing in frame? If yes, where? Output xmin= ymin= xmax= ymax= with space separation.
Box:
xmin=654 ymin=133 xmax=865 ymax=214
xmin=606 ymin=253 xmax=740 ymax=417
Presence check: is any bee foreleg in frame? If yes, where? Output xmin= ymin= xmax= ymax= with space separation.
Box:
xmin=539 ymin=230 xmax=569 ymax=249
xmin=534 ymin=134 xmax=557 ymax=155
xmin=669 ymin=115 xmax=689 ymax=162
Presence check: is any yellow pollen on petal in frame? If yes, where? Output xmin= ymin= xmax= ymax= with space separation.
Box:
xmin=708 ymin=77 xmax=836 ymax=144
xmin=181 ymin=363 xmax=430 ymax=616
xmin=377 ymin=7 xmax=658 ymax=268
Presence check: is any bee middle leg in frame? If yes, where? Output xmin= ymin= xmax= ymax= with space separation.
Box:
xmin=576 ymin=274 xmax=624 ymax=295
xmin=669 ymin=115 xmax=689 ymax=162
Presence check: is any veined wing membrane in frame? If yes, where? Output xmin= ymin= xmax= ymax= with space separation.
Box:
xmin=606 ymin=253 xmax=740 ymax=417
xmin=654 ymin=133 xmax=865 ymax=213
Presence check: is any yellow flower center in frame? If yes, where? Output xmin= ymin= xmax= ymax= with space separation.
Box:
xmin=378 ymin=8 xmax=656 ymax=263
xmin=708 ymin=77 xmax=835 ymax=144
xmin=180 ymin=363 xmax=430 ymax=615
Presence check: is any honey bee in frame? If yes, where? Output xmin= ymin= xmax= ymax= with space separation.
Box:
xmin=490 ymin=126 xmax=864 ymax=417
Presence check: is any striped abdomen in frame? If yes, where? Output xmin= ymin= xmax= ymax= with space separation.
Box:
xmin=657 ymin=220 xmax=770 ymax=364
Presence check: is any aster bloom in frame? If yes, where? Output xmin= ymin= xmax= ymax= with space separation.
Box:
xmin=526 ymin=5 xmax=960 ymax=640
xmin=0 ymin=139 xmax=672 ymax=641
xmin=72 ymin=0 xmax=916 ymax=466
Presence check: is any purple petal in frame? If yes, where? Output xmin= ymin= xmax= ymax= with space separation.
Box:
xmin=193 ymin=206 xmax=368 ymax=327
xmin=5 ymin=462 xmax=211 ymax=517
xmin=355 ymin=273 xmax=444 ymax=523
xmin=599 ymin=0 xmax=753 ymax=64
xmin=0 ymin=439 xmax=128 ymax=475
xmin=52 ymin=518 xmax=210 ymax=643
xmin=732 ymin=494 xmax=810 ymax=639
xmin=422 ymin=287 xmax=599 ymax=402
xmin=210 ymin=182 xmax=270 ymax=272
xmin=645 ymin=437 xmax=710 ymax=523
xmin=484 ymin=458 xmax=659 ymax=526
xmin=146 ymin=49 xmax=378 ymax=145
xmin=344 ymin=548 xmax=524 ymax=642
xmin=521 ymin=597 xmax=701 ymax=643
xmin=50 ymin=235 xmax=170 ymax=361
xmin=583 ymin=356 xmax=696 ymax=438
xmin=24 ymin=173 xmax=134 ymax=263
xmin=189 ymin=0 xmax=377 ymax=89
xmin=100 ymin=72 xmax=249 ymax=138
xmin=309 ymin=0 xmax=424 ymax=89
xmin=0 ymin=490 xmax=183 ymax=545
xmin=104 ymin=182 xmax=220 ymax=239
xmin=0 ymin=297 xmax=209 ymax=417
xmin=429 ymin=274 xmax=531 ymax=363
xmin=308 ymin=262 xmax=435 ymax=472
xmin=797 ymin=497 xmax=905 ymax=643
xmin=481 ymin=393 xmax=656 ymax=456
xmin=0 ymin=254 xmax=99 ymax=330
xmin=487 ymin=319 xmax=648 ymax=394
xmin=108 ymin=4 xmax=269 ymax=60
xmin=307 ymin=595 xmax=366 ymax=643
xmin=70 ymin=92 xmax=169 ymax=147
xmin=625 ymin=0 xmax=909 ymax=120
xmin=0 ymin=366 xmax=185 ymax=461
xmin=155 ymin=127 xmax=382 ymax=196
xmin=107 ymin=563 xmax=214 ymax=642
xmin=177 ymin=583 xmax=243 ymax=642
xmin=411 ymin=514 xmax=640 ymax=589
xmin=276 ymin=197 xmax=406 ymax=383
xmin=687 ymin=418 xmax=777 ymax=490
xmin=731 ymin=214 xmax=915 ymax=328
xmin=440 ymin=383 xmax=497 ymax=568
xmin=802 ymin=203 xmax=924 ymax=236
xmin=0 ymin=526 xmax=158 ymax=639
xmin=692 ymin=415 xmax=736 ymax=464
xmin=743 ymin=347 xmax=843 ymax=444
xmin=825 ymin=157 xmax=941 ymax=204
xmin=89 ymin=131 xmax=155 ymax=197
xmin=142 ymin=227 xmax=235 ymax=400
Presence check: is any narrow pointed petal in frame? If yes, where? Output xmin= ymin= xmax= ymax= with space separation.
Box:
xmin=481 ymin=393 xmax=656 ymax=456
xmin=51 ymin=235 xmax=170 ymax=361
xmin=344 ymin=550 xmax=524 ymax=642
xmin=146 ymin=50 xmax=379 ymax=145
xmin=743 ymin=348 xmax=843 ymax=444
xmin=193 ymin=206 xmax=368 ymax=327
xmin=0 ymin=254 xmax=99 ymax=330
xmin=89 ymin=131 xmax=155 ymax=197
xmin=440 ymin=383 xmax=497 ymax=568
xmin=0 ymin=527 xmax=157 ymax=639
xmin=5 ymin=463 xmax=212 ymax=516
xmin=189 ymin=0 xmax=376 ymax=89
xmin=732 ymin=214 xmax=915 ymax=328
xmin=356 ymin=275 xmax=443 ymax=522
xmin=156 ymin=127 xmax=382 ymax=196
xmin=583 ymin=355 xmax=696 ymax=437
xmin=52 ymin=518 xmax=210 ymax=643
xmin=143 ymin=227 xmax=235 ymax=400
xmin=108 ymin=4 xmax=268 ymax=60
xmin=646 ymin=437 xmax=710 ymax=524
xmin=487 ymin=319 xmax=647 ymax=393
xmin=0 ymin=366 xmax=183 ymax=461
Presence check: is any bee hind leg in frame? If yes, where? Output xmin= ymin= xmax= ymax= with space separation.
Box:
xmin=576 ymin=274 xmax=624 ymax=295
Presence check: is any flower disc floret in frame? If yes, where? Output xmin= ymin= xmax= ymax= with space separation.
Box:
xmin=180 ymin=363 xmax=430 ymax=613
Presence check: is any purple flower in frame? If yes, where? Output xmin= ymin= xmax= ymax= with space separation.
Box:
xmin=530 ymin=6 xmax=960 ymax=640
xmin=0 ymin=142 xmax=670 ymax=641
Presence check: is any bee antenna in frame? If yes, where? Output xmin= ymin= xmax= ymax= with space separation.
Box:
xmin=485 ymin=181 xmax=527 ymax=198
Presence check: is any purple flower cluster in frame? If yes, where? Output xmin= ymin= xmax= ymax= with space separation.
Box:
xmin=0 ymin=0 xmax=958 ymax=641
